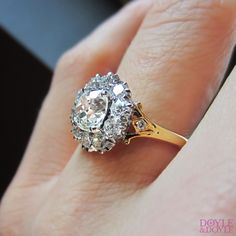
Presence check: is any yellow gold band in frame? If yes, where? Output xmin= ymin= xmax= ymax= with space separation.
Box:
xmin=125 ymin=103 xmax=187 ymax=148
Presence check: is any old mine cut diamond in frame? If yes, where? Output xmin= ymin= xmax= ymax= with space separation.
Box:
xmin=71 ymin=72 xmax=134 ymax=153
xmin=75 ymin=90 xmax=108 ymax=132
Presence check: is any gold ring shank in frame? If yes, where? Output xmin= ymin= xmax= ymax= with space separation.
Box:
xmin=125 ymin=103 xmax=187 ymax=148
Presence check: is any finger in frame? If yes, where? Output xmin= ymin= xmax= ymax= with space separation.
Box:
xmin=116 ymin=0 xmax=236 ymax=178
xmin=65 ymin=0 xmax=236 ymax=189
xmin=143 ymin=67 xmax=236 ymax=235
xmin=13 ymin=0 xmax=153 ymax=184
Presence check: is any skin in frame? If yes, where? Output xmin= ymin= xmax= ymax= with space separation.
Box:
xmin=0 ymin=0 xmax=236 ymax=235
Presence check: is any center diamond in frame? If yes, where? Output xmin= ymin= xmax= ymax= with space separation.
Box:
xmin=71 ymin=72 xmax=134 ymax=153
xmin=76 ymin=90 xmax=109 ymax=132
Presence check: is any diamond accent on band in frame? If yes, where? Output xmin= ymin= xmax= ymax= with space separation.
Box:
xmin=135 ymin=119 xmax=147 ymax=131
xmin=71 ymin=72 xmax=134 ymax=153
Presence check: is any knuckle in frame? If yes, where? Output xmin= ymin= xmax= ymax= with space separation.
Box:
xmin=53 ymin=40 xmax=111 ymax=84
xmin=55 ymin=43 xmax=88 ymax=75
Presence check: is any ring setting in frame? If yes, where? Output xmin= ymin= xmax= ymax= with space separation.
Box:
xmin=70 ymin=72 xmax=187 ymax=154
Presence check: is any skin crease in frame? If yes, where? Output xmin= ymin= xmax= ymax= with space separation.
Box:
xmin=0 ymin=0 xmax=236 ymax=235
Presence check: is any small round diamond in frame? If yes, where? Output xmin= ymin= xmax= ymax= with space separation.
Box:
xmin=136 ymin=119 xmax=147 ymax=131
xmin=113 ymin=84 xmax=124 ymax=95
xmin=71 ymin=72 xmax=134 ymax=153
xmin=82 ymin=132 xmax=92 ymax=150
xmin=72 ymin=128 xmax=84 ymax=140
xmin=104 ymin=118 xmax=125 ymax=139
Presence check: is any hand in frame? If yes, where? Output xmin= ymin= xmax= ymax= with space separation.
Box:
xmin=1 ymin=0 xmax=236 ymax=235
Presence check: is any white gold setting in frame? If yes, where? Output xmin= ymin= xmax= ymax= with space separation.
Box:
xmin=71 ymin=72 xmax=134 ymax=153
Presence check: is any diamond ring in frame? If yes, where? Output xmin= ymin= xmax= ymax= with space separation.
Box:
xmin=70 ymin=72 xmax=187 ymax=154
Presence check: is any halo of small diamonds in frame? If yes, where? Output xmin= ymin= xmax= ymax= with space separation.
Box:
xmin=71 ymin=72 xmax=134 ymax=153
